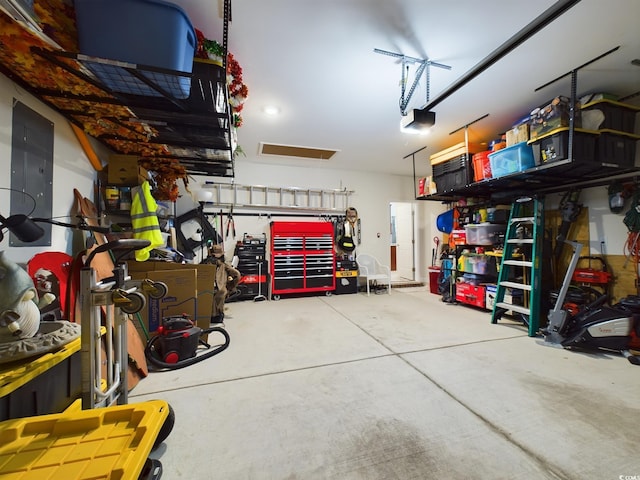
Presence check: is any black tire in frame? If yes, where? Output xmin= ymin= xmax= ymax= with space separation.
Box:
xmin=152 ymin=403 xmax=175 ymax=451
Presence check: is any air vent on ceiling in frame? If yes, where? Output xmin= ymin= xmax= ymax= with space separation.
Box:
xmin=259 ymin=142 xmax=339 ymax=160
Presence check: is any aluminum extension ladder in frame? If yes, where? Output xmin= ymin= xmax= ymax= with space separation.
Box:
xmin=491 ymin=197 xmax=544 ymax=337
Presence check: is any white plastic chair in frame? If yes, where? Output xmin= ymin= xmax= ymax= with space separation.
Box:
xmin=356 ymin=253 xmax=391 ymax=296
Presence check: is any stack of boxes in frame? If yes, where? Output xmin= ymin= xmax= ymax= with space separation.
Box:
xmin=527 ymin=94 xmax=639 ymax=167
xmin=581 ymin=96 xmax=640 ymax=166
xmin=126 ymin=261 xmax=215 ymax=336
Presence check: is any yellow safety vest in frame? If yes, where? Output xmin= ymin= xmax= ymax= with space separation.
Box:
xmin=131 ymin=181 xmax=164 ymax=261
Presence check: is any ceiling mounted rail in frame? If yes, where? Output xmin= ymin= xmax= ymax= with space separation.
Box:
xmin=374 ymin=48 xmax=450 ymax=116
xmin=534 ymin=45 xmax=619 ymax=92
xmin=422 ymin=0 xmax=582 ymax=112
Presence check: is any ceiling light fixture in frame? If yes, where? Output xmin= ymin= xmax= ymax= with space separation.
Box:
xmin=263 ymin=106 xmax=280 ymax=116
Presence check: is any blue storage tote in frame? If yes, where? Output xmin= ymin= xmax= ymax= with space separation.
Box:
xmin=488 ymin=142 xmax=535 ymax=178
xmin=75 ymin=0 xmax=196 ymax=98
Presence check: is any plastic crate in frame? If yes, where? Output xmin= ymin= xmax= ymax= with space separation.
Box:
xmin=581 ymin=99 xmax=639 ymax=134
xmin=433 ymin=155 xmax=474 ymax=193
xmin=464 ymin=223 xmax=506 ymax=245
xmin=75 ymin=0 xmax=196 ymax=98
xmin=488 ymin=142 xmax=535 ymax=178
xmin=458 ymin=254 xmax=492 ymax=275
xmin=529 ymin=127 xmax=597 ymax=165
xmin=596 ymin=130 xmax=639 ymax=167
xmin=0 ymin=337 xmax=81 ymax=421
xmin=0 ymin=400 xmax=169 ymax=480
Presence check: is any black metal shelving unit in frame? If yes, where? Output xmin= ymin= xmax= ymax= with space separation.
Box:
xmin=419 ymin=156 xmax=640 ymax=203
xmin=418 ymin=49 xmax=640 ymax=203
xmin=33 ymin=49 xmax=235 ymax=178
xmin=0 ymin=0 xmax=235 ymax=179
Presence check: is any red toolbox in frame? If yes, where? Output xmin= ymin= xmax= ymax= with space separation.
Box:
xmin=455 ymin=282 xmax=486 ymax=308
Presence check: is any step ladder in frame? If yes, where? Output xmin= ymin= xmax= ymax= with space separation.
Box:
xmin=491 ymin=197 xmax=544 ymax=336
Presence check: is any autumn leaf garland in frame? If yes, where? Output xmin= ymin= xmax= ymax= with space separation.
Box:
xmin=195 ymin=29 xmax=248 ymax=128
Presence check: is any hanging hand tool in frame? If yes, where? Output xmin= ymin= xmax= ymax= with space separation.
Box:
xmin=225 ymin=207 xmax=236 ymax=239
xmin=432 ymin=236 xmax=440 ymax=266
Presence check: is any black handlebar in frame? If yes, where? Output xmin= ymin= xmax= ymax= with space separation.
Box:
xmin=85 ymin=239 xmax=151 ymax=267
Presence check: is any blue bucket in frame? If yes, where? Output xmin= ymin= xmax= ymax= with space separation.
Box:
xmin=436 ymin=209 xmax=454 ymax=233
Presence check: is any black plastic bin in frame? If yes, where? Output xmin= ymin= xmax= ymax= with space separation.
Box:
xmin=433 ymin=154 xmax=474 ymax=193
xmin=597 ymin=130 xmax=638 ymax=167
xmin=530 ymin=128 xmax=597 ymax=165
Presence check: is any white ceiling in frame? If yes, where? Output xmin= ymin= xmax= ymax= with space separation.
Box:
xmin=173 ymin=0 xmax=640 ymax=178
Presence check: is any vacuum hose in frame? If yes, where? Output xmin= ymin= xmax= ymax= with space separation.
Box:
xmin=145 ymin=326 xmax=230 ymax=370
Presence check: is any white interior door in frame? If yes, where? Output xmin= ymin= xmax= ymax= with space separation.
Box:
xmin=392 ymin=202 xmax=415 ymax=280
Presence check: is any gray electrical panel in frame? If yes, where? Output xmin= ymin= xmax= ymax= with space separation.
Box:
xmin=10 ymin=100 xmax=54 ymax=246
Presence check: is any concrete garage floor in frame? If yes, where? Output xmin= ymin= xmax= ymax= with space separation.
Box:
xmin=130 ymin=287 xmax=640 ymax=479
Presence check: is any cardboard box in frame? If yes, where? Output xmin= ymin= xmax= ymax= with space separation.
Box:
xmin=127 ymin=261 xmax=216 ymax=332
xmin=108 ymin=155 xmax=148 ymax=185
xmin=417 ymin=176 xmax=437 ymax=196
xmin=146 ymin=262 xmax=215 ymax=328
xmin=141 ymin=269 xmax=197 ymax=334
xmin=505 ymin=123 xmax=529 ymax=147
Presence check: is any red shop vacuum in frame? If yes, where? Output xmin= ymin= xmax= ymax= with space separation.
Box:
xmin=145 ymin=314 xmax=230 ymax=370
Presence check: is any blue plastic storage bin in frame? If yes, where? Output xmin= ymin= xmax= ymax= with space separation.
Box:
xmin=75 ymin=0 xmax=196 ymax=99
xmin=488 ymin=142 xmax=535 ymax=178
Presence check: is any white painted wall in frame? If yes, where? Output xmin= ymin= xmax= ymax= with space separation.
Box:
xmin=0 ymin=74 xmax=98 ymax=264
xmin=176 ymin=160 xmax=448 ymax=283
xmin=546 ymin=188 xmax=632 ymax=256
